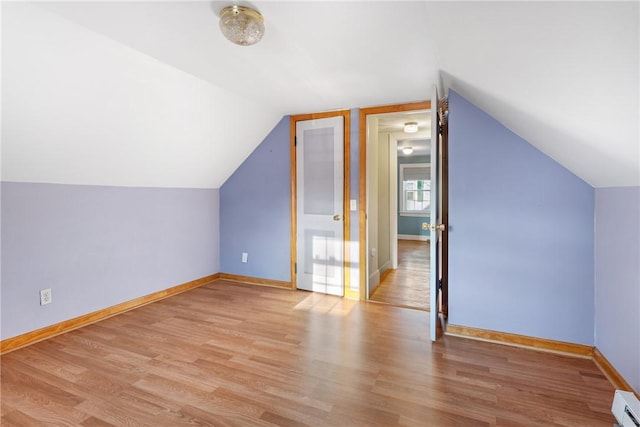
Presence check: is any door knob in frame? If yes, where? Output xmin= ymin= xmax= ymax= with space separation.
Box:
xmin=430 ymin=223 xmax=446 ymax=231
xmin=333 ymin=214 xmax=342 ymax=221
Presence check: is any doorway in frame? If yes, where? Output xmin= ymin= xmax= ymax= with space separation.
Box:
xmin=358 ymin=101 xmax=432 ymax=308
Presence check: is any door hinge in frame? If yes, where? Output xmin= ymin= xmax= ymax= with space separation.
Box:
xmin=438 ymin=124 xmax=444 ymax=135
xmin=294 ymin=136 xmax=297 ymax=147
xmin=294 ymin=262 xmax=297 ymax=274
xmin=439 ymin=97 xmax=449 ymax=124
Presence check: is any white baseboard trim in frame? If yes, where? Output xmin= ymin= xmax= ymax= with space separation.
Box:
xmin=369 ymin=269 xmax=380 ymax=296
xmin=398 ymin=234 xmax=430 ymax=241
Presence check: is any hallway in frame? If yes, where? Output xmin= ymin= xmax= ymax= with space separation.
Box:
xmin=369 ymin=239 xmax=430 ymax=310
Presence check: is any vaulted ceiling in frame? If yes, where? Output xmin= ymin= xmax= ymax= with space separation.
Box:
xmin=2 ymin=1 xmax=638 ymax=188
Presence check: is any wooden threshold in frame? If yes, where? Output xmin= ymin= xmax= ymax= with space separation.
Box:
xmin=367 ymin=299 xmax=428 ymax=312
xmin=446 ymin=324 xmax=594 ymax=358
xmin=218 ymin=273 xmax=292 ymax=290
xmin=0 ymin=273 xmax=219 ymax=355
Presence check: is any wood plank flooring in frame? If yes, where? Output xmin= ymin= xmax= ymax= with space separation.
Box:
xmin=1 ymin=280 xmax=615 ymax=426
xmin=370 ymin=240 xmax=430 ymax=310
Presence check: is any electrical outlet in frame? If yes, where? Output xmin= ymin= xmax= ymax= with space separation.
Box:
xmin=40 ymin=288 xmax=52 ymax=306
xmin=241 ymin=252 xmax=248 ymax=263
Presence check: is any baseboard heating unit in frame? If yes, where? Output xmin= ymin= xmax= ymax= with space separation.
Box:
xmin=612 ymin=390 xmax=640 ymax=427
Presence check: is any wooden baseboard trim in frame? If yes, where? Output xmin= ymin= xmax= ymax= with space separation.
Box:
xmin=218 ymin=273 xmax=293 ymax=290
xmin=445 ymin=324 xmax=594 ymax=358
xmin=593 ymin=348 xmax=639 ymax=397
xmin=0 ymin=274 xmax=219 ymax=355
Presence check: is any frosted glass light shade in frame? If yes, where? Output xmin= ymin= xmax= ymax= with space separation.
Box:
xmin=404 ymin=122 xmax=418 ymax=133
xmin=402 ymin=147 xmax=414 ymax=155
xmin=219 ymin=5 xmax=265 ymax=46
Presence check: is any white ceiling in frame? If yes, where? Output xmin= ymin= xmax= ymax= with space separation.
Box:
xmin=2 ymin=1 xmax=638 ymax=188
xmin=374 ymin=112 xmax=431 ymax=156
xmin=376 ymin=112 xmax=430 ymax=135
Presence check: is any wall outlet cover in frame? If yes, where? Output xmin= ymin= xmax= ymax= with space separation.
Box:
xmin=40 ymin=288 xmax=52 ymax=305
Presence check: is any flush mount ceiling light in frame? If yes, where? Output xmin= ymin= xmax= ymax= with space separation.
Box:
xmin=219 ymin=5 xmax=265 ymax=46
xmin=402 ymin=147 xmax=414 ymax=155
xmin=404 ymin=122 xmax=418 ymax=133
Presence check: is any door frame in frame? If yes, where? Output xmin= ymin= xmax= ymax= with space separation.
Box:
xmin=358 ymin=101 xmax=431 ymax=301
xmin=290 ymin=110 xmax=355 ymax=297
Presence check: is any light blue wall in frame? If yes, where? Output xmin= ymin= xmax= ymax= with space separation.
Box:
xmin=595 ymin=186 xmax=640 ymax=392
xmin=448 ymin=90 xmax=595 ymax=345
xmin=398 ymin=216 xmax=430 ymax=236
xmin=398 ymin=155 xmax=430 ymax=237
xmin=1 ymin=182 xmax=219 ymax=340
xmin=220 ymin=117 xmax=291 ymax=281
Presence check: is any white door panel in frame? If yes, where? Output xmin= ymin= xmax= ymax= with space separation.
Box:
xmin=296 ymin=117 xmax=344 ymax=296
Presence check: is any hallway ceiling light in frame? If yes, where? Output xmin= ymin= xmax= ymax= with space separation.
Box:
xmin=402 ymin=147 xmax=414 ymax=155
xmin=219 ymin=5 xmax=265 ymax=46
xmin=404 ymin=122 xmax=418 ymax=133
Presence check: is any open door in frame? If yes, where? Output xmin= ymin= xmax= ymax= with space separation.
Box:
xmin=430 ymin=85 xmax=446 ymax=341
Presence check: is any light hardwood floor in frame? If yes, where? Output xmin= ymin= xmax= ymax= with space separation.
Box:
xmin=1 ymin=280 xmax=615 ymax=426
xmin=370 ymin=240 xmax=430 ymax=310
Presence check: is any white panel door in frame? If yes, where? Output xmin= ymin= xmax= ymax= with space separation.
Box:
xmin=430 ymin=85 xmax=441 ymax=341
xmin=296 ymin=117 xmax=344 ymax=296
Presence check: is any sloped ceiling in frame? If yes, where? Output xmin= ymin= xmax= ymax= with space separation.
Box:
xmin=2 ymin=1 xmax=638 ymax=188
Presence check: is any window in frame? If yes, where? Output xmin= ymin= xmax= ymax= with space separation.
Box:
xmin=400 ymin=163 xmax=430 ymax=216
